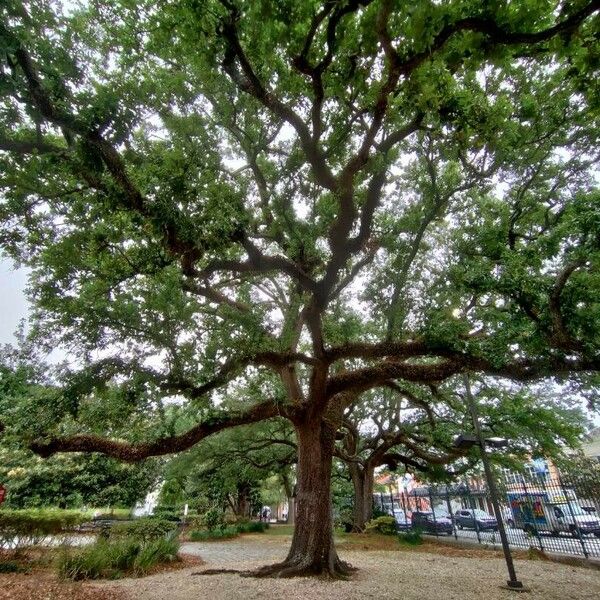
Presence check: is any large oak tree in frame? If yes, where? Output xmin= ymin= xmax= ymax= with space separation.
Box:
xmin=1 ymin=0 xmax=599 ymax=577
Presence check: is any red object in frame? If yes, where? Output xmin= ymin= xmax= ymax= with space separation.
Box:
xmin=0 ymin=485 xmax=6 ymax=505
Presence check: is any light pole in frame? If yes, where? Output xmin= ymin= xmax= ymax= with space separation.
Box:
xmin=457 ymin=374 xmax=526 ymax=592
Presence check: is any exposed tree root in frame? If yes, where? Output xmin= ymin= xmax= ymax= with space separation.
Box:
xmin=192 ymin=568 xmax=243 ymax=575
xmin=240 ymin=558 xmax=357 ymax=579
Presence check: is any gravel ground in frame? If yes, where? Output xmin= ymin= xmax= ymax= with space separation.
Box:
xmin=95 ymin=535 xmax=600 ymax=600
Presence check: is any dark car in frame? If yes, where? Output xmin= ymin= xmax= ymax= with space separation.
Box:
xmin=392 ymin=509 xmax=411 ymax=531
xmin=454 ymin=508 xmax=498 ymax=531
xmin=411 ymin=510 xmax=454 ymax=535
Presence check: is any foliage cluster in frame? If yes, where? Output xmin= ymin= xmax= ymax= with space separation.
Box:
xmin=57 ymin=535 xmax=179 ymax=580
xmin=148 ymin=505 xmax=182 ymax=522
xmin=201 ymin=507 xmax=227 ymax=532
xmin=555 ymin=452 xmax=600 ymax=499
xmin=109 ymin=517 xmax=178 ymax=543
xmin=0 ymin=445 xmax=160 ymax=510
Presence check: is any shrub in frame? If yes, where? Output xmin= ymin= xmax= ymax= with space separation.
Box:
xmin=150 ymin=505 xmax=181 ymax=522
xmin=57 ymin=535 xmax=180 ymax=580
xmin=202 ymin=508 xmax=226 ymax=532
xmin=110 ymin=518 xmax=178 ymax=543
xmin=365 ymin=516 xmax=397 ymax=535
xmin=189 ymin=526 xmax=239 ymax=541
xmin=0 ymin=509 xmax=86 ymax=552
xmin=235 ymin=521 xmax=269 ymax=534
xmin=398 ymin=529 xmax=423 ymax=546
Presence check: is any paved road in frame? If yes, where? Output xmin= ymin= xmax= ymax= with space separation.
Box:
xmin=425 ymin=526 xmax=600 ymax=558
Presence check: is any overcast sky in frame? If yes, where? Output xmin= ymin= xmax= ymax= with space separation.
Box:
xmin=0 ymin=256 xmax=29 ymax=346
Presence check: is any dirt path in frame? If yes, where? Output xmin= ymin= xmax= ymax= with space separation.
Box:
xmin=94 ymin=534 xmax=600 ymax=600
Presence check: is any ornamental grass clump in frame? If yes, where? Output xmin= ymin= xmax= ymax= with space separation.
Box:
xmin=57 ymin=534 xmax=180 ymax=580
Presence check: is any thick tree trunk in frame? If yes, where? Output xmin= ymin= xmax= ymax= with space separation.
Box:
xmin=251 ymin=416 xmax=353 ymax=578
xmin=350 ymin=464 xmax=374 ymax=531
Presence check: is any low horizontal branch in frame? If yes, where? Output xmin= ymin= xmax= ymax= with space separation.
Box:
xmin=30 ymin=398 xmax=285 ymax=462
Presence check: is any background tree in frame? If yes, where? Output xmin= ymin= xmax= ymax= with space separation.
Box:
xmin=159 ymin=419 xmax=296 ymax=518
xmin=0 ymin=448 xmax=159 ymax=509
xmin=336 ymin=385 xmax=465 ymax=531
xmin=0 ymin=360 xmax=161 ymax=509
xmin=337 ymin=378 xmax=586 ymax=530
xmin=1 ymin=0 xmax=599 ymax=577
xmin=555 ymin=452 xmax=600 ymax=503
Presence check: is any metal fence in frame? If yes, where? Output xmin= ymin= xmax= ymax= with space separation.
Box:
xmin=374 ymin=468 xmax=600 ymax=560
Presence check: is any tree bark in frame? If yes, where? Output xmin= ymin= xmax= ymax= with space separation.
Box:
xmin=349 ymin=463 xmax=374 ymax=531
xmin=250 ymin=415 xmax=353 ymax=578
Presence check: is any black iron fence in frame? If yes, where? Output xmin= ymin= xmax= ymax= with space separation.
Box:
xmin=374 ymin=468 xmax=600 ymax=559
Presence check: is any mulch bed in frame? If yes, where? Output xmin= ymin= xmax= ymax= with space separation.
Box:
xmin=0 ymin=550 xmax=203 ymax=599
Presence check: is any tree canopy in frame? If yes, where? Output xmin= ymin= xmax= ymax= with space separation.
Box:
xmin=1 ymin=0 xmax=599 ymax=577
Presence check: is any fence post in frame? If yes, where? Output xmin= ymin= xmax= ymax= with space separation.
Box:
xmin=465 ymin=480 xmax=482 ymax=544
xmin=401 ymin=491 xmax=409 ymax=526
xmin=428 ymin=486 xmax=439 ymax=537
xmin=446 ymin=486 xmax=458 ymax=540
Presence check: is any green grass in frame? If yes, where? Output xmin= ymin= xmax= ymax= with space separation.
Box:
xmin=261 ymin=524 xmax=293 ymax=536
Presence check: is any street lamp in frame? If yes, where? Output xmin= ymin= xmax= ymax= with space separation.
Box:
xmin=454 ymin=374 xmax=526 ymax=592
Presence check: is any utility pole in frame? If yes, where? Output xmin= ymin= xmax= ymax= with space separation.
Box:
xmin=462 ymin=374 xmax=525 ymax=591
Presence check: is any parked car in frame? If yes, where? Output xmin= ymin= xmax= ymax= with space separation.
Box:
xmin=454 ymin=508 xmax=498 ymax=531
xmin=411 ymin=510 xmax=454 ymax=535
xmin=431 ymin=507 xmax=453 ymax=520
xmin=392 ymin=509 xmax=411 ymax=531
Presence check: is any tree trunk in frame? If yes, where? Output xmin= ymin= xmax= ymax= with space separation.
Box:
xmin=287 ymin=496 xmax=295 ymax=525
xmin=236 ymin=483 xmax=250 ymax=518
xmin=350 ymin=464 xmax=374 ymax=531
xmin=251 ymin=416 xmax=353 ymax=578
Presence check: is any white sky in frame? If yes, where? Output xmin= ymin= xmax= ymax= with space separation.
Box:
xmin=0 ymin=256 xmax=29 ymax=345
